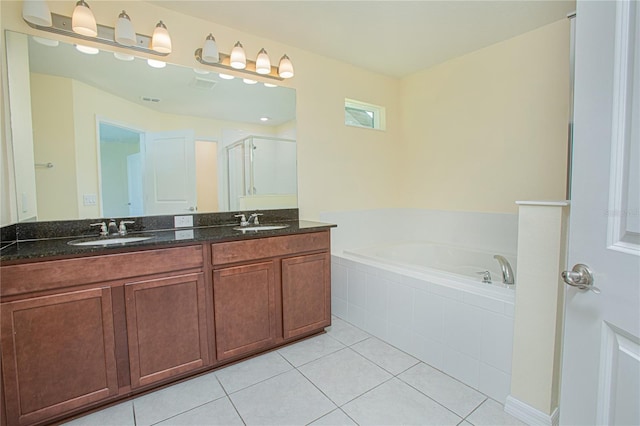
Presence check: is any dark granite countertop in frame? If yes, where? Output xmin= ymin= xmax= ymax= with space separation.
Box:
xmin=0 ymin=220 xmax=335 ymax=264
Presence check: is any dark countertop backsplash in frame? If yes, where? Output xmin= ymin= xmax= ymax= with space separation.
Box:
xmin=0 ymin=209 xmax=337 ymax=263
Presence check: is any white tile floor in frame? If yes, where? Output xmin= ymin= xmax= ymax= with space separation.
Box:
xmin=64 ymin=317 xmax=526 ymax=426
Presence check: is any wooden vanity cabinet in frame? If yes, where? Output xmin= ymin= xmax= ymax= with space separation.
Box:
xmin=211 ymin=231 xmax=332 ymax=359
xmin=0 ymin=245 xmax=206 ymax=426
xmin=282 ymin=252 xmax=331 ymax=340
xmin=124 ymin=272 xmax=210 ymax=388
xmin=0 ymin=287 xmax=118 ymax=426
xmin=0 ymin=230 xmax=332 ymax=426
xmin=212 ymin=261 xmax=278 ymax=361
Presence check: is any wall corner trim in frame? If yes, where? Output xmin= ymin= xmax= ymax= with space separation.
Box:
xmin=505 ymin=395 xmax=559 ymax=426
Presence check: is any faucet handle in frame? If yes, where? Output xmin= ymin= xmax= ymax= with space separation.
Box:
xmin=90 ymin=222 xmax=108 ymax=236
xmin=234 ymin=214 xmax=248 ymax=226
xmin=119 ymin=220 xmax=135 ymax=236
xmin=476 ymin=270 xmax=492 ymax=283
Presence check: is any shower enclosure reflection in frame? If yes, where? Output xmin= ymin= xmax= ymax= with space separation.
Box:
xmin=227 ymin=136 xmax=297 ymax=211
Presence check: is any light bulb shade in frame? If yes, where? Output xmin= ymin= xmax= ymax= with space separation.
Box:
xmin=202 ymin=33 xmax=219 ymax=63
xmin=147 ymin=59 xmax=166 ymax=68
xmin=151 ymin=21 xmax=172 ymax=54
xmin=114 ymin=51 xmax=134 ymax=61
xmin=72 ymin=0 xmax=97 ymax=37
xmin=75 ymin=44 xmax=99 ymax=54
xmin=230 ymin=41 xmax=246 ymax=69
xmin=255 ymin=48 xmax=271 ymax=75
xmin=115 ymin=10 xmax=136 ymax=46
xmin=278 ymin=54 xmax=294 ymax=79
xmin=22 ymin=0 xmax=52 ymax=27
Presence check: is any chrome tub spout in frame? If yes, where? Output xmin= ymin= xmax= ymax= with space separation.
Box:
xmin=494 ymin=255 xmax=514 ymax=285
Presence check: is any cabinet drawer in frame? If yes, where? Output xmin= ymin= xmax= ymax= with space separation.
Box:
xmin=212 ymin=231 xmax=330 ymax=266
xmin=1 ymin=245 xmax=204 ymax=297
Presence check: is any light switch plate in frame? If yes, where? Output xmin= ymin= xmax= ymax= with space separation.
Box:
xmin=174 ymin=215 xmax=193 ymax=228
xmin=83 ymin=194 xmax=97 ymax=206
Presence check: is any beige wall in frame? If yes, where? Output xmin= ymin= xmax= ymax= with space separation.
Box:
xmin=1 ymin=1 xmax=569 ymax=223
xmin=30 ymin=73 xmax=78 ymax=220
xmin=400 ymin=19 xmax=570 ymax=214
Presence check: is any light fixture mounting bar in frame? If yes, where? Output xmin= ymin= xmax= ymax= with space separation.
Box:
xmin=194 ymin=48 xmax=283 ymax=81
xmin=24 ymin=13 xmax=169 ymax=56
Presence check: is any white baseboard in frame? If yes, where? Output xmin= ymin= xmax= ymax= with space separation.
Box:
xmin=504 ymin=395 xmax=559 ymax=426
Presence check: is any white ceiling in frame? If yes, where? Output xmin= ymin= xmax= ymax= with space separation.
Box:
xmin=153 ymin=0 xmax=576 ymax=78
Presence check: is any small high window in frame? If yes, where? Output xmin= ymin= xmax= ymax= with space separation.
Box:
xmin=345 ymin=98 xmax=386 ymax=131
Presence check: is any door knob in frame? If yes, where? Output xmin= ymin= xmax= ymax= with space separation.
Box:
xmin=562 ymin=264 xmax=601 ymax=293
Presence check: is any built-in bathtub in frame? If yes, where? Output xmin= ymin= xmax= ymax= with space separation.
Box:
xmin=331 ymin=240 xmax=516 ymax=404
xmin=345 ymin=241 xmax=516 ymax=297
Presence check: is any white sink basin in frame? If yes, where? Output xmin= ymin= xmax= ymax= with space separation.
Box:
xmin=68 ymin=236 xmax=154 ymax=246
xmin=233 ymin=225 xmax=290 ymax=231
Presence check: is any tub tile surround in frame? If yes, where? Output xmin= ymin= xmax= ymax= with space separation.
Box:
xmin=325 ymin=208 xmax=517 ymax=405
xmin=331 ymin=255 xmax=515 ymax=403
xmin=63 ymin=321 xmax=526 ymax=426
xmin=319 ymin=208 xmax=519 ymax=255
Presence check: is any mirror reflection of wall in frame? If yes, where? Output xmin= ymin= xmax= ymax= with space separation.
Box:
xmin=5 ymin=30 xmax=297 ymax=222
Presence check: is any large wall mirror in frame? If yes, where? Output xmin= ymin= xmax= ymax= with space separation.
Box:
xmin=4 ymin=30 xmax=297 ymax=223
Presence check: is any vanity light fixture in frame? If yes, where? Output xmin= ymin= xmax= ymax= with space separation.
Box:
xmin=22 ymin=1 xmax=170 ymax=57
xmin=230 ymin=41 xmax=246 ymax=69
xmin=22 ymin=0 xmax=52 ymax=27
xmin=202 ymin=33 xmax=219 ymax=63
xmin=114 ymin=10 xmax=136 ymax=46
xmin=278 ymin=54 xmax=294 ymax=79
xmin=151 ymin=21 xmax=172 ymax=54
xmin=72 ymin=0 xmax=97 ymax=37
xmin=255 ymin=48 xmax=271 ymax=75
xmin=194 ymin=41 xmax=292 ymax=81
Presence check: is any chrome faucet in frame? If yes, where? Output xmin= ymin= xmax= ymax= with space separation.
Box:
xmin=107 ymin=220 xmax=119 ymax=236
xmin=494 ymin=255 xmax=515 ymax=285
xmin=248 ymin=213 xmax=263 ymax=225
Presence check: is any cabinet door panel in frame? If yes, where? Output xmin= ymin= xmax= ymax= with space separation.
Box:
xmin=282 ymin=253 xmax=331 ymax=339
xmin=0 ymin=288 xmax=118 ymax=426
xmin=125 ymin=273 xmax=209 ymax=388
xmin=213 ymin=262 xmax=277 ymax=360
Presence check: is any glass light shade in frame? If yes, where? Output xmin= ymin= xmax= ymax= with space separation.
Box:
xmin=202 ymin=33 xmax=219 ymax=63
xmin=230 ymin=41 xmax=246 ymax=69
xmin=151 ymin=21 xmax=172 ymax=54
xmin=72 ymin=0 xmax=97 ymax=37
xmin=263 ymin=82 xmax=278 ymax=88
xmin=75 ymin=44 xmax=99 ymax=55
xmin=114 ymin=52 xmax=134 ymax=61
xmin=193 ymin=68 xmax=210 ymax=75
xmin=278 ymin=54 xmax=294 ymax=79
xmin=32 ymin=36 xmax=59 ymax=47
xmin=147 ymin=59 xmax=166 ymax=68
xmin=22 ymin=0 xmax=52 ymax=27
xmin=115 ymin=10 xmax=136 ymax=46
xmin=219 ymin=73 xmax=234 ymax=80
xmin=255 ymin=48 xmax=271 ymax=75
xmin=243 ymin=78 xmax=257 ymax=85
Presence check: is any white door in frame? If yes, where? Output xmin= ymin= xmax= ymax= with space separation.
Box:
xmin=143 ymin=129 xmax=197 ymax=215
xmin=126 ymin=153 xmax=144 ymax=217
xmin=560 ymin=1 xmax=640 ymax=425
